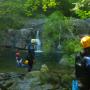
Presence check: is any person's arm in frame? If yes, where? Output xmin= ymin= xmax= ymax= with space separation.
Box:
xmin=75 ymin=54 xmax=82 ymax=66
xmin=75 ymin=53 xmax=82 ymax=78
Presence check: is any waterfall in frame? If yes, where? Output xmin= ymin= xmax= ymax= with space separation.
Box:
xmin=35 ymin=30 xmax=43 ymax=52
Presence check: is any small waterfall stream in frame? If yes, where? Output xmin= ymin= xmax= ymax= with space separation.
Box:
xmin=35 ymin=30 xmax=43 ymax=53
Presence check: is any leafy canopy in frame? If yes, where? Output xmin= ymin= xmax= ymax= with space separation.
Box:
xmin=72 ymin=0 xmax=90 ymax=18
xmin=42 ymin=11 xmax=65 ymax=52
xmin=24 ymin=0 xmax=57 ymax=16
xmin=24 ymin=0 xmax=76 ymax=16
xmin=0 ymin=0 xmax=25 ymax=30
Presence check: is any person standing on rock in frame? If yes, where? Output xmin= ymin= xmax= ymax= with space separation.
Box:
xmin=26 ymin=39 xmax=36 ymax=72
xmin=75 ymin=35 xmax=90 ymax=90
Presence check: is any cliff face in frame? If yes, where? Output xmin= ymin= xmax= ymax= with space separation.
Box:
xmin=0 ymin=19 xmax=45 ymax=49
xmin=72 ymin=18 xmax=90 ymax=35
xmin=0 ymin=18 xmax=90 ymax=49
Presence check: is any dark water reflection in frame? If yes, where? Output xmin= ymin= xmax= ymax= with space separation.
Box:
xmin=34 ymin=52 xmax=61 ymax=70
xmin=0 ymin=48 xmax=61 ymax=72
xmin=35 ymin=52 xmax=61 ymax=62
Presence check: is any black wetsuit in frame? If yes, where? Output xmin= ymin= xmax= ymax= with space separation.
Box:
xmin=26 ymin=44 xmax=35 ymax=72
xmin=75 ymin=48 xmax=90 ymax=90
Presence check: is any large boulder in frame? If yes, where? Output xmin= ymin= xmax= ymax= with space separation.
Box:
xmin=72 ymin=18 xmax=90 ymax=35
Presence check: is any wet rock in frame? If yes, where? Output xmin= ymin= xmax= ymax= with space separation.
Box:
xmin=3 ymin=80 xmax=14 ymax=88
xmin=0 ymin=72 xmax=25 ymax=90
xmin=26 ymin=71 xmax=40 ymax=78
xmin=72 ymin=18 xmax=90 ymax=35
xmin=0 ymin=65 xmax=73 ymax=90
xmin=41 ymin=84 xmax=53 ymax=90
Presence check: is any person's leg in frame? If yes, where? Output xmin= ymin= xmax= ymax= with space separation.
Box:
xmin=27 ymin=60 xmax=33 ymax=72
xmin=28 ymin=64 xmax=33 ymax=72
xmin=16 ymin=60 xmax=19 ymax=67
xmin=19 ymin=59 xmax=23 ymax=67
xmin=79 ymin=78 xmax=90 ymax=90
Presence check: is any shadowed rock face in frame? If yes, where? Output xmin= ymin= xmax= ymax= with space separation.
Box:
xmin=0 ymin=19 xmax=44 ymax=49
xmin=85 ymin=18 xmax=90 ymax=23
xmin=24 ymin=19 xmax=45 ymax=28
xmin=72 ymin=18 xmax=90 ymax=35
xmin=0 ymin=72 xmax=25 ymax=90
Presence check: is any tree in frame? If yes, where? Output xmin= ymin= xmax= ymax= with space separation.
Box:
xmin=42 ymin=11 xmax=75 ymax=52
xmin=0 ymin=0 xmax=25 ymax=30
xmin=24 ymin=0 xmax=77 ymax=17
xmin=42 ymin=11 xmax=82 ymax=53
xmin=72 ymin=0 xmax=90 ymax=19
xmin=24 ymin=0 xmax=57 ymax=16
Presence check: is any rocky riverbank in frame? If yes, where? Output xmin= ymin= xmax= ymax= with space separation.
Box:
xmin=0 ymin=64 xmax=74 ymax=90
xmin=0 ymin=72 xmax=25 ymax=90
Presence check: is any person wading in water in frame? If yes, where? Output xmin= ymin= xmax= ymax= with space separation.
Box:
xmin=26 ymin=39 xmax=36 ymax=72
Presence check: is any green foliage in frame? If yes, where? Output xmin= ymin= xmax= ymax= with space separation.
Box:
xmin=24 ymin=0 xmax=77 ymax=17
xmin=24 ymin=0 xmax=57 ymax=16
xmin=40 ymin=64 xmax=49 ymax=72
xmin=75 ymin=9 xmax=90 ymax=19
xmin=39 ymin=64 xmax=74 ymax=89
xmin=0 ymin=0 xmax=23 ymax=15
xmin=0 ymin=0 xmax=25 ymax=30
xmin=62 ymin=39 xmax=82 ymax=55
xmin=42 ymin=11 xmax=65 ymax=52
xmin=0 ymin=15 xmax=24 ymax=30
xmin=42 ymin=12 xmax=79 ymax=53
xmin=72 ymin=0 xmax=90 ymax=18
xmin=61 ymin=74 xmax=72 ymax=88
xmin=62 ymin=54 xmax=75 ymax=65
xmin=62 ymin=38 xmax=82 ymax=64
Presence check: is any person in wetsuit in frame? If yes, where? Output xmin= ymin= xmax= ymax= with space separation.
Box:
xmin=75 ymin=35 xmax=90 ymax=90
xmin=26 ymin=39 xmax=36 ymax=72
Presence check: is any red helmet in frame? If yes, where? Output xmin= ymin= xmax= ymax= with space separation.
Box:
xmin=16 ymin=52 xmax=20 ymax=57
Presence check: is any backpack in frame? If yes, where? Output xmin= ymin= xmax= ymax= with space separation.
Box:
xmin=28 ymin=44 xmax=34 ymax=53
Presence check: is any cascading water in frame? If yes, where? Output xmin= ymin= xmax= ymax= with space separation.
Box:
xmin=35 ymin=30 xmax=43 ymax=52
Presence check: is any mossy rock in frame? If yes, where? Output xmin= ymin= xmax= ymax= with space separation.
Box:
xmin=26 ymin=71 xmax=41 ymax=78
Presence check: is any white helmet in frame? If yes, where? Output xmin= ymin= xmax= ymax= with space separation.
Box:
xmin=31 ymin=39 xmax=36 ymax=44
